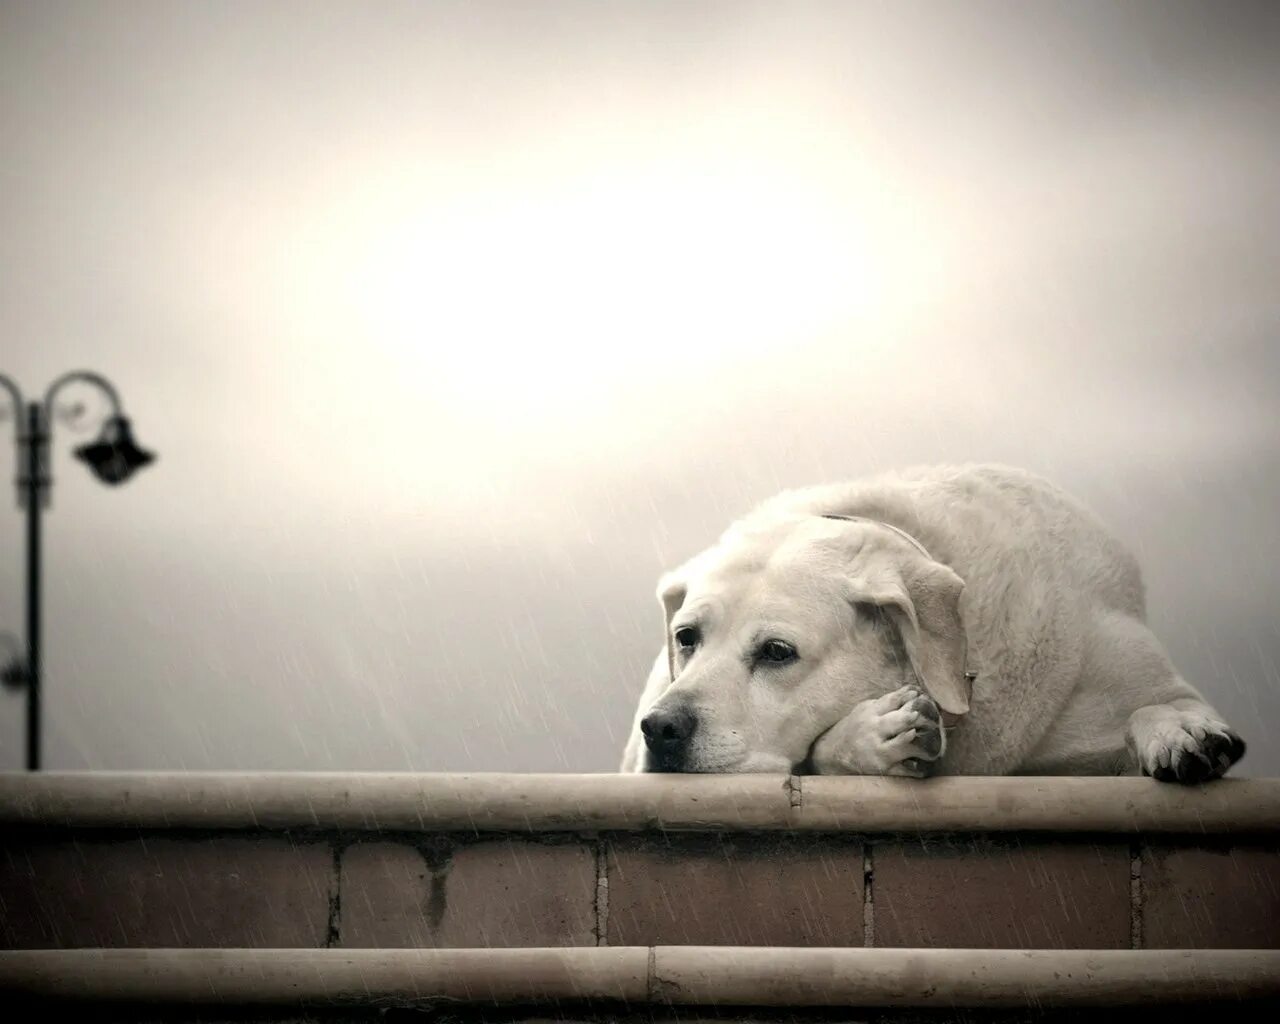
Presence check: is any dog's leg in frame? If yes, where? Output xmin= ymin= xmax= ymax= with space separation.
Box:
xmin=619 ymin=727 xmax=643 ymax=773
xmin=808 ymin=686 xmax=945 ymax=777
xmin=1128 ymin=699 xmax=1247 ymax=783
xmin=1086 ymin=611 xmax=1246 ymax=782
xmin=619 ymin=647 xmax=672 ymax=773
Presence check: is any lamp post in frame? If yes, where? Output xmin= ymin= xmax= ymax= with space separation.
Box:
xmin=0 ymin=370 xmax=156 ymax=771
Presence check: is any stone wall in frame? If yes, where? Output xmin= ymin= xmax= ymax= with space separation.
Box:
xmin=3 ymin=830 xmax=1277 ymax=950
xmin=3 ymin=773 xmax=1278 ymax=951
xmin=1 ymin=772 xmax=1278 ymax=1014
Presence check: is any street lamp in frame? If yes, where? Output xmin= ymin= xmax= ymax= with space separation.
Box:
xmin=0 ymin=370 xmax=156 ymax=770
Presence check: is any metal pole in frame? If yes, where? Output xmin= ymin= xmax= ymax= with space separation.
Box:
xmin=1 ymin=373 xmax=150 ymax=771
xmin=23 ymin=402 xmax=44 ymax=771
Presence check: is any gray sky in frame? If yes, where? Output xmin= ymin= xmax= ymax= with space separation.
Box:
xmin=1 ymin=0 xmax=1277 ymax=774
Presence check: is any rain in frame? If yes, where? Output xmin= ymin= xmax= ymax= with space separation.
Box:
xmin=3 ymin=9 xmax=1280 ymax=1016
xmin=0 ymin=0 xmax=1277 ymax=783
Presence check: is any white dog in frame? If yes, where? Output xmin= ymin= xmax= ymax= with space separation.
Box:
xmin=621 ymin=463 xmax=1246 ymax=782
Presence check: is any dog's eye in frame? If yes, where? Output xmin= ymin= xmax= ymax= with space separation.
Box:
xmin=674 ymin=626 xmax=700 ymax=650
xmin=758 ymin=640 xmax=797 ymax=664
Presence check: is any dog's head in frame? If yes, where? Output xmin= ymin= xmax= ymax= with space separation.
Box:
xmin=639 ymin=513 xmax=970 ymax=773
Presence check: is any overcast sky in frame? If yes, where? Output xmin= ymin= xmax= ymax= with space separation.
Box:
xmin=1 ymin=0 xmax=1277 ymax=775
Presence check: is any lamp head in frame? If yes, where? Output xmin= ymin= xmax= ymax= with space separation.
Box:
xmin=74 ymin=415 xmax=156 ymax=485
xmin=0 ymin=633 xmax=26 ymax=691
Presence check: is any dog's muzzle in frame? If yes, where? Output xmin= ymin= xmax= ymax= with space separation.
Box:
xmin=640 ymin=704 xmax=698 ymax=772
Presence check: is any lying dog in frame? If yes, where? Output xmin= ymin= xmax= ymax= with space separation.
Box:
xmin=621 ymin=463 xmax=1246 ymax=782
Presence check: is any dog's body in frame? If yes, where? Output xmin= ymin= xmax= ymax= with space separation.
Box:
xmin=621 ymin=463 xmax=1245 ymax=782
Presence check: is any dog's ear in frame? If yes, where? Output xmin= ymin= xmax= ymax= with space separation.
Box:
xmin=845 ymin=544 xmax=971 ymax=716
xmin=657 ymin=569 xmax=689 ymax=683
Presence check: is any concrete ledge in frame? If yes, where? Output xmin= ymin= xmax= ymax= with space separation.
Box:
xmin=3 ymin=774 xmax=1278 ymax=952
xmin=3 ymin=947 xmax=1279 ymax=1007
xmin=3 ymin=772 xmax=1279 ymax=833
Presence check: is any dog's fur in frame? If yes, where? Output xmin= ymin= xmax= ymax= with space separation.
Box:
xmin=621 ymin=463 xmax=1246 ymax=781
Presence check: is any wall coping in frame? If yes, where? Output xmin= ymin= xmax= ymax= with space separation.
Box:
xmin=3 ymin=947 xmax=1280 ymax=1007
xmin=2 ymin=772 xmax=1278 ymax=832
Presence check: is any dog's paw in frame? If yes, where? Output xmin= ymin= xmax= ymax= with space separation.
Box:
xmin=811 ymin=685 xmax=945 ymax=778
xmin=1129 ymin=709 xmax=1246 ymax=784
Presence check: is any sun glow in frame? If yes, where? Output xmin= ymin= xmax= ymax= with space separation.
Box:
xmin=341 ymin=158 xmax=890 ymax=428
xmin=284 ymin=147 xmax=935 ymax=529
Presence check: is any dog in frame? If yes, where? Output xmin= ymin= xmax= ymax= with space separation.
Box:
xmin=620 ymin=463 xmax=1246 ymax=782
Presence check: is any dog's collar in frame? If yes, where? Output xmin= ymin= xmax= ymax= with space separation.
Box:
xmin=820 ymin=512 xmax=978 ymax=712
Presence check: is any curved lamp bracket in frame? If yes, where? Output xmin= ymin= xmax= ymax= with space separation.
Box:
xmin=44 ymin=370 xmax=124 ymax=434
xmin=0 ymin=374 xmax=23 ymax=429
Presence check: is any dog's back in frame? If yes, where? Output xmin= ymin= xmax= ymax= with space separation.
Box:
xmin=749 ymin=462 xmax=1146 ymax=621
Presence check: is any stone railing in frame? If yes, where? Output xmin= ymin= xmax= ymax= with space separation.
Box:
xmin=1 ymin=772 xmax=1278 ymax=1017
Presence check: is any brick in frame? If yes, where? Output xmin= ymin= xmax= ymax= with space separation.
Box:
xmin=0 ymin=835 xmax=333 ymax=948
xmin=338 ymin=838 xmax=596 ymax=947
xmin=872 ymin=838 xmax=1130 ymax=948
xmin=605 ymin=835 xmax=863 ymax=946
xmin=1143 ymin=844 xmax=1280 ymax=948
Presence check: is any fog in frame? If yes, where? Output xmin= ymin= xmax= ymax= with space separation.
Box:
xmin=1 ymin=1 xmax=1277 ymax=773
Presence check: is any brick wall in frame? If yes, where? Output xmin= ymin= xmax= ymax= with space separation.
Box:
xmin=3 ymin=824 xmax=1277 ymax=951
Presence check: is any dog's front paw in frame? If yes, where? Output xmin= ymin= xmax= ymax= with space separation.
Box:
xmin=1129 ymin=708 xmax=1246 ymax=784
xmin=811 ymin=685 xmax=945 ymax=778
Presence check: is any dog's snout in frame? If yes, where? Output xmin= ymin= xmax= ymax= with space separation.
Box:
xmin=641 ymin=705 xmax=698 ymax=763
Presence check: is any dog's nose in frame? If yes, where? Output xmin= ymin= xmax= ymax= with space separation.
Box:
xmin=641 ymin=706 xmax=698 ymax=761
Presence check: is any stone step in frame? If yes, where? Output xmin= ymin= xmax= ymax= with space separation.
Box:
xmin=1 ymin=773 xmax=1277 ymax=953
xmin=4 ymin=946 xmax=1280 ymax=1010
